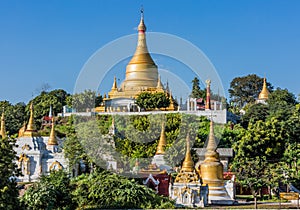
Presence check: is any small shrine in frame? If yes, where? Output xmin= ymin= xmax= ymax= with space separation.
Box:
xmin=170 ymin=133 xmax=208 ymax=207
xmin=15 ymin=103 xmax=68 ymax=182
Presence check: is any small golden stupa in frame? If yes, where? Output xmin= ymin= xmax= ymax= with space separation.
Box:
xmin=47 ymin=117 xmax=58 ymax=146
xmin=156 ymin=121 xmax=167 ymax=155
xmin=96 ymin=10 xmax=176 ymax=112
xmin=23 ymin=102 xmax=38 ymax=137
xmin=258 ymin=77 xmax=269 ymax=100
xmin=174 ymin=133 xmax=199 ymax=183
xmin=0 ymin=109 xmax=7 ymax=138
xmin=200 ymin=120 xmax=233 ymax=204
xmin=170 ymin=133 xmax=204 ymax=207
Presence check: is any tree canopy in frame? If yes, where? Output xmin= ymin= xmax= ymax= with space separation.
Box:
xmin=0 ymin=101 xmax=26 ymax=136
xmin=190 ymin=77 xmax=206 ymax=99
xmin=0 ymin=137 xmax=21 ymax=210
xmin=229 ymin=74 xmax=273 ymax=107
xmin=66 ymin=89 xmax=102 ymax=112
xmin=135 ymin=92 xmax=170 ymax=110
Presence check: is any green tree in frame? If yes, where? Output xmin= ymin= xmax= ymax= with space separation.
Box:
xmin=282 ymin=104 xmax=300 ymax=188
xmin=0 ymin=101 xmax=26 ymax=136
xmin=190 ymin=77 xmax=206 ymax=99
xmin=71 ymin=170 xmax=174 ymax=209
xmin=232 ymin=156 xmax=268 ymax=209
xmin=0 ymin=137 xmax=21 ymax=210
xmin=135 ymin=92 xmax=170 ymax=110
xmin=27 ymin=89 xmax=69 ymax=128
xmin=218 ymin=123 xmax=245 ymax=148
xmin=21 ymin=170 xmax=75 ymax=210
xmin=62 ymin=116 xmax=101 ymax=173
xmin=229 ymin=74 xmax=273 ymax=107
xmin=66 ymin=90 xmax=101 ymax=112
xmin=241 ymin=103 xmax=269 ymax=128
xmin=231 ymin=118 xmax=288 ymax=208
xmin=267 ymin=87 xmax=298 ymax=121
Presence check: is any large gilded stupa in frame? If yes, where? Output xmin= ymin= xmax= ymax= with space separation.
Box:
xmin=96 ymin=10 xmax=175 ymax=112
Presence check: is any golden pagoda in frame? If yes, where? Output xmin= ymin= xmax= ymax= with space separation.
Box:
xmin=258 ymin=77 xmax=269 ymax=100
xmin=174 ymin=133 xmax=199 ymax=183
xmin=23 ymin=102 xmax=38 ymax=137
xmin=0 ymin=109 xmax=7 ymax=138
xmin=156 ymin=121 xmax=167 ymax=155
xmin=171 ymin=133 xmax=204 ymax=207
xmin=200 ymin=120 xmax=233 ymax=204
xmin=96 ymin=10 xmax=176 ymax=112
xmin=47 ymin=117 xmax=58 ymax=145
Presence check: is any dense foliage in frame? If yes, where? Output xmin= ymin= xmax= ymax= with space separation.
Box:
xmin=21 ymin=170 xmax=74 ymax=210
xmin=0 ymin=101 xmax=26 ymax=136
xmin=66 ymin=90 xmax=102 ymax=112
xmin=135 ymin=92 xmax=170 ymax=110
xmin=21 ymin=169 xmax=174 ymax=209
xmin=190 ymin=77 xmax=206 ymax=99
xmin=71 ymin=170 xmax=174 ymax=209
xmin=229 ymin=74 xmax=273 ymax=107
xmin=0 ymin=137 xmax=21 ymax=210
xmin=228 ymin=75 xmax=300 ymax=208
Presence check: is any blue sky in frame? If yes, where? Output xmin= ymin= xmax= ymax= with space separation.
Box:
xmin=0 ymin=0 xmax=299 ymax=104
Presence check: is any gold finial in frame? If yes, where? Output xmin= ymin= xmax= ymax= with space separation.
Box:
xmin=1 ymin=107 xmax=7 ymax=138
xmin=24 ymin=102 xmax=38 ymax=137
xmin=48 ymin=116 xmax=58 ymax=145
xmin=156 ymin=121 xmax=167 ymax=155
xmin=112 ymin=76 xmax=118 ymax=90
xmin=156 ymin=76 xmax=163 ymax=89
xmin=181 ymin=132 xmax=194 ymax=172
xmin=138 ymin=6 xmax=146 ymax=32
xmin=258 ymin=77 xmax=269 ymax=100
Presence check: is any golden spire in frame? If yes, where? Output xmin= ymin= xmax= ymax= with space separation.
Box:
xmin=207 ymin=120 xmax=217 ymax=151
xmin=128 ymin=9 xmax=156 ymax=66
xmin=112 ymin=76 xmax=117 ymax=90
xmin=18 ymin=121 xmax=26 ymax=138
xmin=138 ymin=7 xmax=146 ymax=32
xmin=1 ymin=108 xmax=7 ymax=138
xmin=120 ymin=8 xmax=158 ymax=91
xmin=204 ymin=120 xmax=220 ymax=162
xmin=156 ymin=121 xmax=167 ymax=155
xmin=181 ymin=133 xmax=194 ymax=172
xmin=48 ymin=116 xmax=58 ymax=145
xmin=156 ymin=76 xmax=163 ymax=89
xmin=24 ymin=102 xmax=38 ymax=137
xmin=258 ymin=77 xmax=269 ymax=100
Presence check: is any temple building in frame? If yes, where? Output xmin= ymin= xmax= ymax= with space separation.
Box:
xmin=95 ymin=10 xmax=176 ymax=112
xmin=256 ymin=77 xmax=269 ymax=104
xmin=15 ymin=103 xmax=68 ymax=182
